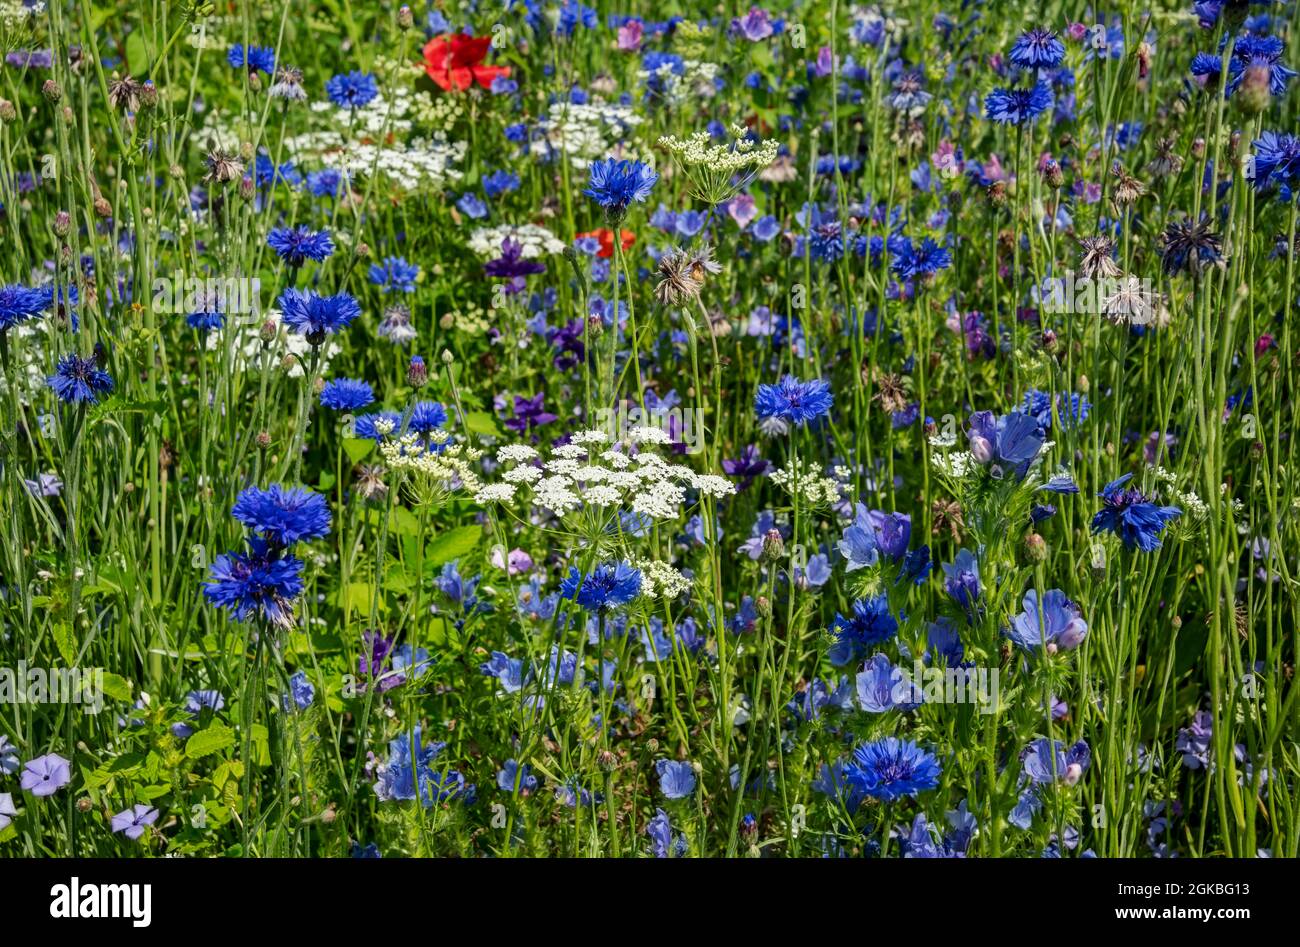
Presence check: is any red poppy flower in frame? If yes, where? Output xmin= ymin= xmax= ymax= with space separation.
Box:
xmin=422 ymin=33 xmax=511 ymax=92
xmin=575 ymin=228 xmax=636 ymax=259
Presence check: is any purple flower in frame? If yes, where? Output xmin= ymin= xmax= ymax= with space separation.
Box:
xmin=20 ymin=753 xmax=71 ymax=796
xmin=721 ymin=444 xmax=770 ymax=490
xmin=110 ymin=804 xmax=159 ymax=840
xmin=1022 ymin=738 xmax=1091 ymax=786
xmin=504 ymin=392 xmax=557 ymax=434
xmin=656 ymin=759 xmax=697 ymax=799
xmin=484 ymin=238 xmax=546 ymax=294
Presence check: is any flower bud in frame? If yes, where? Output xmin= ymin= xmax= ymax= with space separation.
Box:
xmin=41 ymin=79 xmax=61 ymax=103
xmin=0 ymin=100 xmax=16 ymax=123
xmin=1025 ymin=533 xmax=1048 ymax=562
xmin=398 ymin=5 xmax=414 ymax=30
xmin=255 ymin=431 xmax=272 ymax=450
xmin=407 ymin=355 xmax=428 ymax=389
xmin=760 ymin=528 xmax=785 ymax=563
xmin=259 ymin=319 xmax=278 ymax=343
xmin=53 ymin=210 xmax=71 ymax=236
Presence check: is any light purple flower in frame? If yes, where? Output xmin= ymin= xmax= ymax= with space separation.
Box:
xmin=20 ymin=753 xmax=71 ymax=797
xmin=110 ymin=804 xmax=159 ymax=840
xmin=0 ymin=793 xmax=15 ymax=831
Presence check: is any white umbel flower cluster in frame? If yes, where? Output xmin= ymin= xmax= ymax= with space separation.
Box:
xmin=535 ymin=101 xmax=643 ymax=168
xmin=768 ymin=462 xmax=842 ymax=507
xmin=636 ymin=559 xmax=694 ymax=600
xmin=657 ymin=124 xmax=779 ymax=204
xmin=474 ymin=428 xmax=735 ymax=518
xmin=379 ymin=429 xmax=483 ymax=492
xmin=468 ymin=224 xmax=566 ymax=258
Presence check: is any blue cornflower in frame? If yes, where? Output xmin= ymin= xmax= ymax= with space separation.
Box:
xmin=559 ymin=560 xmax=642 ymax=612
xmin=319 ymin=378 xmax=374 ymax=411
xmin=1227 ymin=34 xmax=1296 ymax=97
xmin=267 ymin=226 xmax=334 ymax=267
xmin=890 ymin=236 xmax=951 ymax=281
xmin=656 ymin=760 xmax=697 ymax=799
xmin=844 ymin=737 xmax=942 ymax=801
xmin=306 ymin=168 xmax=346 ymax=198
xmin=368 ymin=256 xmax=419 ymax=293
xmin=277 ymin=288 xmax=361 ymax=340
xmin=966 ymin=409 xmax=1044 ymax=481
xmin=204 ymin=540 xmax=305 ymax=628
xmin=754 ymin=375 xmax=833 ymax=426
xmin=1251 ymin=130 xmax=1300 ymax=193
xmin=856 ymin=653 xmax=921 ymax=713
xmin=409 ymin=400 xmax=448 ymax=434
xmin=47 ymin=353 xmax=113 ymax=405
xmin=828 ymin=594 xmax=899 ymax=667
xmin=584 ymin=157 xmax=658 ymax=217
xmin=0 ymin=283 xmax=48 ymax=331
xmin=284 ymin=671 xmax=315 ymax=710
xmin=231 ymin=484 xmax=331 ymax=547
xmin=1008 ymin=28 xmax=1065 ymax=69
xmin=227 ymin=43 xmax=276 ymax=75
xmin=186 ymin=310 xmax=224 ymax=331
xmin=1091 ymin=473 xmax=1182 ymax=551
xmin=325 ymin=71 xmax=379 ymax=109
xmin=1004 ymin=589 xmax=1088 ymax=653
xmin=984 ymin=80 xmax=1053 ymax=125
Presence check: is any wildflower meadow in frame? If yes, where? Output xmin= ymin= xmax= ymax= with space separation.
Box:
xmin=0 ymin=0 xmax=1297 ymax=870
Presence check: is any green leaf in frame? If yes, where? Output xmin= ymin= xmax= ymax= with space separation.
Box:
xmin=425 ymin=525 xmax=482 ymax=567
xmin=125 ymin=32 xmax=150 ymax=75
xmin=51 ymin=622 xmax=77 ymax=666
xmin=96 ymin=672 xmax=133 ymax=703
xmin=343 ymin=437 xmax=376 ymax=464
xmin=185 ymin=725 xmax=236 ymax=759
xmin=464 ymin=410 xmax=501 ymax=438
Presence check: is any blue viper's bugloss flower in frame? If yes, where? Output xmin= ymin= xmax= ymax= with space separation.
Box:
xmin=204 ymin=541 xmax=305 ymax=628
xmin=368 ymin=256 xmax=420 ymax=293
xmin=1250 ymin=130 xmax=1300 ymax=193
xmin=1091 ymin=473 xmax=1181 ymax=551
xmin=560 ymin=560 xmax=642 ymax=612
xmin=267 ymin=226 xmax=334 ymax=267
xmin=754 ymin=374 xmax=833 ymax=425
xmin=941 ymin=548 xmax=982 ymax=615
xmin=47 ymin=353 xmax=114 ymax=405
xmin=1022 ymin=737 xmax=1091 ymax=785
xmin=325 ymin=70 xmax=379 ymax=109
xmin=232 ymin=484 xmax=331 ymax=547
xmin=838 ymin=502 xmax=880 ymax=570
xmin=856 ymin=653 xmax=922 ymax=712
xmin=277 ymin=288 xmax=361 ymax=339
xmin=966 ymin=409 xmax=1044 ymax=481
xmin=285 ymin=671 xmax=315 ymax=710
xmin=0 ymin=283 xmax=48 ymax=331
xmin=844 ymin=737 xmax=941 ymax=801
xmin=497 ymin=759 xmax=538 ymax=794
xmin=656 ymin=759 xmax=697 ymax=799
xmin=1008 ymin=28 xmax=1065 ymax=69
xmin=1004 ymin=588 xmax=1088 ymax=652
xmin=227 ymin=43 xmax=276 ymax=74
xmin=584 ymin=157 xmax=658 ymax=215
xmin=984 ymin=80 xmax=1053 ymax=125
xmin=319 ymin=378 xmax=374 ymax=411
xmin=828 ymin=593 xmax=899 ymax=666
xmin=646 ymin=808 xmax=689 ymax=857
